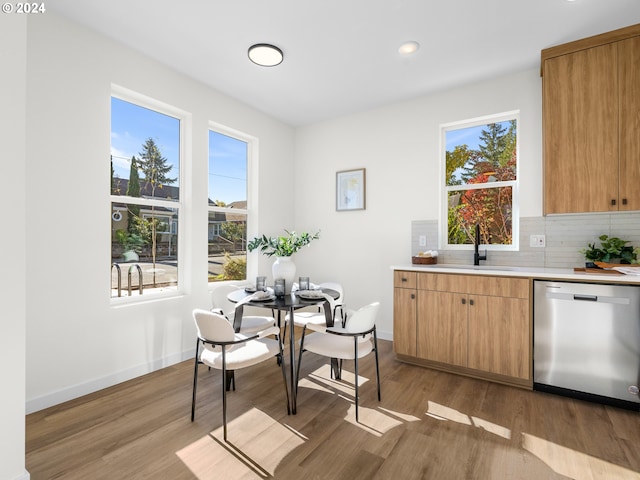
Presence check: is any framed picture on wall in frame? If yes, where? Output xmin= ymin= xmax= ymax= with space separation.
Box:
xmin=336 ymin=168 xmax=366 ymax=211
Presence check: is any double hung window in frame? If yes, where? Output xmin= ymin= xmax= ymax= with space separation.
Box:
xmin=441 ymin=112 xmax=519 ymax=250
xmin=208 ymin=127 xmax=251 ymax=282
xmin=110 ymin=87 xmax=184 ymax=298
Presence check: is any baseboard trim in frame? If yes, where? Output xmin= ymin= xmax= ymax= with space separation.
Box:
xmin=10 ymin=469 xmax=30 ymax=480
xmin=26 ymin=349 xmax=196 ymax=414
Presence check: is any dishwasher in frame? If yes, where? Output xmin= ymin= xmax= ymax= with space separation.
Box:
xmin=534 ymin=280 xmax=640 ymax=410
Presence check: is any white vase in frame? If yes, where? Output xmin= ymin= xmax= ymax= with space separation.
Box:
xmin=272 ymin=256 xmax=296 ymax=294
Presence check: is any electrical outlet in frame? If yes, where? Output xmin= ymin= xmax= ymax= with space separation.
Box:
xmin=530 ymin=234 xmax=546 ymax=247
xmin=419 ymin=235 xmax=427 ymax=247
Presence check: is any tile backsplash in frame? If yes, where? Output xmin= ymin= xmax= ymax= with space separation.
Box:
xmin=412 ymin=212 xmax=640 ymax=268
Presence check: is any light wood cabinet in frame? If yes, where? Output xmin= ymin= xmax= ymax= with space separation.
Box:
xmin=393 ymin=271 xmax=417 ymax=357
xmin=542 ymin=24 xmax=640 ymax=214
xmin=467 ymin=294 xmax=529 ymax=379
xmin=393 ymin=270 xmax=532 ymax=387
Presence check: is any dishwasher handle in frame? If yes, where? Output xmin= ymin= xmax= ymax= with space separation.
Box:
xmin=573 ymin=294 xmax=598 ymax=302
xmin=545 ymin=291 xmax=630 ymax=305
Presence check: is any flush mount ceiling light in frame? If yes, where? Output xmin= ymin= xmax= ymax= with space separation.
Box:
xmin=248 ymin=43 xmax=283 ymax=67
xmin=398 ymin=41 xmax=420 ymax=56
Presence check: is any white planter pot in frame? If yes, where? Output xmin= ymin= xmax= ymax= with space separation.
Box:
xmin=272 ymin=256 xmax=296 ymax=294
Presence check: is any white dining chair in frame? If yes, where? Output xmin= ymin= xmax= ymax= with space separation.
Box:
xmin=296 ymin=301 xmax=381 ymax=421
xmin=191 ymin=309 xmax=290 ymax=441
xmin=284 ymin=282 xmax=345 ymax=340
xmin=211 ymin=283 xmax=276 ymax=334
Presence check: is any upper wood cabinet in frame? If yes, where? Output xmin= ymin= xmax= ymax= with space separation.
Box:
xmin=541 ymin=24 xmax=640 ymax=214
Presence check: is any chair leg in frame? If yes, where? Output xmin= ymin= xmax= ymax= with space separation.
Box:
xmin=354 ymin=338 xmax=359 ymax=422
xmin=222 ymin=348 xmax=228 ymax=441
xmin=191 ymin=339 xmax=200 ymax=422
xmin=225 ymin=370 xmax=235 ymax=391
xmin=295 ymin=326 xmax=308 ymax=395
xmin=374 ymin=330 xmax=381 ymax=401
xmin=277 ymin=334 xmax=291 ymax=415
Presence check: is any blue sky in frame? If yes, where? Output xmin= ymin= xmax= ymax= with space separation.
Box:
xmin=208 ymin=131 xmax=247 ymax=205
xmin=111 ymin=97 xmax=247 ymax=204
xmin=445 ymin=124 xmax=486 ymax=151
xmin=110 ymin=97 xmax=180 ymax=183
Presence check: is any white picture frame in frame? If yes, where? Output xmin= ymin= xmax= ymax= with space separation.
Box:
xmin=336 ymin=168 xmax=366 ymax=211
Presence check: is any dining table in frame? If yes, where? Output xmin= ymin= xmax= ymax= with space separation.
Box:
xmin=227 ymin=286 xmax=340 ymax=414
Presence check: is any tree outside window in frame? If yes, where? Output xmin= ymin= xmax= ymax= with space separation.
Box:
xmin=110 ymin=92 xmax=182 ymax=298
xmin=443 ymin=113 xmax=518 ymax=248
xmin=208 ymin=129 xmax=250 ymax=282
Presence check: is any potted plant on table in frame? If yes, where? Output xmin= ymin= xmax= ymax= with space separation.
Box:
xmin=248 ymin=230 xmax=320 ymax=294
xmin=581 ymin=235 xmax=639 ymax=268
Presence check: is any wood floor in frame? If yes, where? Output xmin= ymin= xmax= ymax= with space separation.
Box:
xmin=26 ymin=339 xmax=640 ymax=479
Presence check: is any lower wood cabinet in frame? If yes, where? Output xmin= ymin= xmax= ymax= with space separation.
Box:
xmin=394 ymin=270 xmax=532 ymax=388
xmin=393 ymin=271 xmax=417 ymax=357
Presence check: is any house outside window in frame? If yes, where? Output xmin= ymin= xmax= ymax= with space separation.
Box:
xmin=208 ymin=126 xmax=252 ymax=283
xmin=441 ymin=111 xmax=519 ymax=250
xmin=110 ymin=87 xmax=186 ymax=299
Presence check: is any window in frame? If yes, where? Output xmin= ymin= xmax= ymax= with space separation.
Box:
xmin=208 ymin=127 xmax=251 ymax=283
xmin=110 ymin=88 xmax=184 ymax=298
xmin=441 ymin=112 xmax=518 ymax=250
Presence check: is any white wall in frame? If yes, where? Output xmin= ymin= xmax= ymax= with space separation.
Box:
xmin=22 ymin=8 xmax=544 ymax=413
xmin=24 ymin=13 xmax=295 ymax=412
xmin=293 ymin=69 xmax=543 ymax=337
xmin=0 ymin=13 xmax=29 ymax=480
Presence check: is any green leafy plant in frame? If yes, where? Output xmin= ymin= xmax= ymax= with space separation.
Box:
xmin=581 ymin=235 xmax=638 ymax=264
xmin=247 ymin=230 xmax=320 ymax=257
xmin=216 ymin=253 xmax=246 ymax=281
xmin=115 ymin=229 xmax=146 ymax=253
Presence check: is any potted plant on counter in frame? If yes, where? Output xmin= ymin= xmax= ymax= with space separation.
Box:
xmin=581 ymin=235 xmax=639 ymax=267
xmin=248 ymin=230 xmax=320 ymax=294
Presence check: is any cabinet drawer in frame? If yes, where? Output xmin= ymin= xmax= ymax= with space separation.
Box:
xmin=394 ymin=270 xmax=416 ymax=289
xmin=466 ymin=276 xmax=530 ymax=299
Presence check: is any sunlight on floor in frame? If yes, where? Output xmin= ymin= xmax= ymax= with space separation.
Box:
xmin=426 ymin=401 xmax=511 ymax=439
xmin=522 ymin=433 xmax=640 ymax=480
xmin=301 ymin=363 xmax=370 ymax=397
xmin=176 ymin=408 xmax=304 ymax=480
xmin=425 ymin=400 xmax=639 ymax=478
xmin=301 ymin=364 xmax=410 ymax=436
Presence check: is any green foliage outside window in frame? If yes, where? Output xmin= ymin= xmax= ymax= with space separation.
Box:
xmin=446 ymin=119 xmax=516 ymax=245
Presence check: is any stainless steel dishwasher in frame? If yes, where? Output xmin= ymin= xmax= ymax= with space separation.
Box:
xmin=534 ymin=280 xmax=640 ymax=410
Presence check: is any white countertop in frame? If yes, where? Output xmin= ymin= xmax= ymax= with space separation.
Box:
xmin=392 ymin=264 xmax=640 ymax=285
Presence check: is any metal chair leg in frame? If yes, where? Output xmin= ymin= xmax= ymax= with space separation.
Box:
xmin=222 ymin=348 xmax=228 ymax=441
xmin=295 ymin=326 xmax=308 ymax=395
xmin=277 ymin=334 xmax=291 ymax=415
xmin=374 ymin=330 xmax=381 ymax=401
xmin=191 ymin=339 xmax=200 ymax=421
xmin=354 ymin=338 xmax=359 ymax=422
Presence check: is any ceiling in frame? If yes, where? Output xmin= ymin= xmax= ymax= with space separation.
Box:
xmin=49 ymin=0 xmax=640 ymax=127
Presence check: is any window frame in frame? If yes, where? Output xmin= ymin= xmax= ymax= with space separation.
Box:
xmin=207 ymin=121 xmax=259 ymax=285
xmin=110 ymin=84 xmax=190 ymax=302
xmin=439 ymin=110 xmax=520 ymax=251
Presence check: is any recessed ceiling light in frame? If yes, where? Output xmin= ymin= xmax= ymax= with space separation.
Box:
xmin=248 ymin=43 xmax=283 ymax=67
xmin=399 ymin=41 xmax=420 ymax=56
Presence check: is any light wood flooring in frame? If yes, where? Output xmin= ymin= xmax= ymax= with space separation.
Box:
xmin=26 ymin=339 xmax=640 ymax=479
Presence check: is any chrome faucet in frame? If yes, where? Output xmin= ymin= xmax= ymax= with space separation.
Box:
xmin=473 ymin=224 xmax=487 ymax=266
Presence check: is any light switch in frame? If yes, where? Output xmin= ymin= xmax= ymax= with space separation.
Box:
xmin=419 ymin=235 xmax=427 ymax=247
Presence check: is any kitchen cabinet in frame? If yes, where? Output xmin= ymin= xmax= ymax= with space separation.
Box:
xmin=393 ymin=270 xmax=417 ymax=357
xmin=394 ymin=270 xmax=531 ymax=388
xmin=541 ymin=24 xmax=640 ymax=214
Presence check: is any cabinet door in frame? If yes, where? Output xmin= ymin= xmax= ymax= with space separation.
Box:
xmin=417 ymin=290 xmax=467 ymax=367
xmin=619 ymin=36 xmax=640 ymax=211
xmin=467 ymin=295 xmax=530 ymax=380
xmin=393 ymin=287 xmax=417 ymax=356
xmin=543 ymin=43 xmax=618 ymax=214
